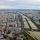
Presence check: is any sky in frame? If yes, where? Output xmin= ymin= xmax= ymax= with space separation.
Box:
xmin=0 ymin=0 xmax=40 ymax=9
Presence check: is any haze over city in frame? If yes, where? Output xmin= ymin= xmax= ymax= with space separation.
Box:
xmin=0 ymin=0 xmax=40 ymax=40
xmin=0 ymin=0 xmax=40 ymax=9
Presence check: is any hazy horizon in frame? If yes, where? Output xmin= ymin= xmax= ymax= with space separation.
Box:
xmin=0 ymin=0 xmax=40 ymax=9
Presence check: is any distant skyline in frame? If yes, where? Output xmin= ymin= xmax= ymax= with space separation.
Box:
xmin=0 ymin=0 xmax=40 ymax=9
